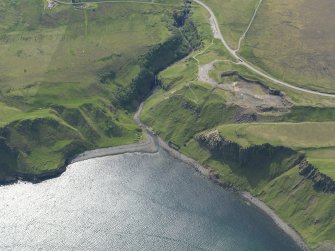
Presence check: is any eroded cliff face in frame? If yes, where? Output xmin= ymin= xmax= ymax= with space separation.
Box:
xmin=196 ymin=129 xmax=335 ymax=193
xmin=298 ymin=159 xmax=335 ymax=193
xmin=196 ymin=129 xmax=296 ymax=169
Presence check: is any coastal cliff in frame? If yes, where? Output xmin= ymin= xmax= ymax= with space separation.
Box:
xmin=298 ymin=159 xmax=335 ymax=193
xmin=139 ymin=72 xmax=335 ymax=250
xmin=196 ymin=129 xmax=335 ymax=194
xmin=0 ymin=0 xmax=201 ymax=185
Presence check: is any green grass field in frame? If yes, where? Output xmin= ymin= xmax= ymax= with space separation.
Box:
xmin=0 ymin=1 xmax=171 ymax=90
xmin=1 ymin=0 xmax=335 ymax=249
xmin=0 ymin=0 xmax=186 ymax=177
xmin=260 ymin=167 xmax=335 ymax=249
xmin=239 ymin=0 xmax=335 ymax=93
xmin=217 ymin=122 xmax=335 ymax=149
xmin=200 ymin=0 xmax=260 ymax=49
xmin=199 ymin=0 xmax=335 ymax=94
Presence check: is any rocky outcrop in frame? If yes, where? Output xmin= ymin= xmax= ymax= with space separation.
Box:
xmin=196 ymin=130 xmax=335 ymax=193
xmin=196 ymin=130 xmax=296 ymax=170
xmin=220 ymin=71 xmax=284 ymax=97
xmin=298 ymin=159 xmax=335 ymax=193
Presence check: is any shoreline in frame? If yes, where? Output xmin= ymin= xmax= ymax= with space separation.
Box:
xmin=71 ymin=136 xmax=157 ymax=164
xmin=70 ymin=102 xmax=159 ymax=164
xmin=0 ymin=101 xmax=310 ymax=251
xmin=134 ymin=102 xmax=309 ymax=251
xmin=134 ymin=102 xmax=310 ymax=251
xmin=151 ymin=132 xmax=310 ymax=251
xmin=241 ymin=192 xmax=309 ymax=251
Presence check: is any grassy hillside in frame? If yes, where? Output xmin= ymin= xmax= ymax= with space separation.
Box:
xmin=0 ymin=1 xmax=171 ymax=89
xmin=1 ymin=0 xmax=334 ymax=249
xmin=239 ymin=0 xmax=335 ymax=93
xmin=184 ymin=137 xmax=335 ymax=249
xmin=200 ymin=0 xmax=260 ymax=49
xmin=141 ymin=2 xmax=335 ymax=249
xmin=142 ymin=92 xmax=335 ymax=248
xmin=0 ymin=0 xmax=202 ymax=181
xmin=200 ymin=0 xmax=335 ymax=94
xmin=259 ymin=168 xmax=335 ymax=249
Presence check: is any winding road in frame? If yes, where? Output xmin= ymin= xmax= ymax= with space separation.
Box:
xmin=194 ymin=0 xmax=335 ymax=98
xmin=53 ymin=0 xmax=335 ymax=98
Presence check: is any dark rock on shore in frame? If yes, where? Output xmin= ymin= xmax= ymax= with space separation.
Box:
xmin=196 ymin=129 xmax=335 ymax=193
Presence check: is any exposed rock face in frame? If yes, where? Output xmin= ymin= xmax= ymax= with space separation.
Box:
xmin=196 ymin=130 xmax=335 ymax=193
xmin=298 ymin=159 xmax=335 ymax=193
xmin=196 ymin=130 xmax=241 ymax=164
xmin=196 ymin=130 xmax=295 ymax=169
xmin=218 ymin=71 xmax=292 ymax=113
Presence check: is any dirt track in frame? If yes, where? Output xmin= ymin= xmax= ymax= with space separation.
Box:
xmin=198 ymin=60 xmax=291 ymax=112
xmin=194 ymin=0 xmax=335 ymax=98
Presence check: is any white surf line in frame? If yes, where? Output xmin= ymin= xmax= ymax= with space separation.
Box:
xmin=235 ymin=0 xmax=263 ymax=52
xmin=193 ymin=0 xmax=335 ymax=98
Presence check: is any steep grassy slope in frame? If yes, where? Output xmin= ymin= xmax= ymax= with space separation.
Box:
xmin=260 ymin=168 xmax=335 ymax=250
xmin=1 ymin=0 xmax=334 ymax=249
xmin=0 ymin=1 xmax=168 ymax=89
xmin=0 ymin=0 xmax=202 ymax=182
xmin=142 ymin=91 xmax=335 ymax=249
xmin=182 ymin=136 xmax=335 ymax=249
xmin=141 ymin=2 xmax=335 ymax=249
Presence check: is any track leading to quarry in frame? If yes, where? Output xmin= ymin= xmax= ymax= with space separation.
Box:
xmin=53 ymin=0 xmax=335 ymax=97
xmin=193 ymin=0 xmax=335 ymax=98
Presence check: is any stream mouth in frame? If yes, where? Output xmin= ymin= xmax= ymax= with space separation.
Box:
xmin=0 ymin=150 xmax=302 ymax=251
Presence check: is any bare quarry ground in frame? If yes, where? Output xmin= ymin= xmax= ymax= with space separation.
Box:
xmin=199 ymin=61 xmax=292 ymax=113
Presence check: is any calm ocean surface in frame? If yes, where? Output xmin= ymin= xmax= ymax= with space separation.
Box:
xmin=0 ymin=150 xmax=301 ymax=250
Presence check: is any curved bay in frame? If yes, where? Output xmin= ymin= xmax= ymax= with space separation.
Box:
xmin=0 ymin=150 xmax=301 ymax=251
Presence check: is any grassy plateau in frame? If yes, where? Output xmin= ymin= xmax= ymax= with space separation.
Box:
xmin=1 ymin=0 xmax=335 ymax=250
